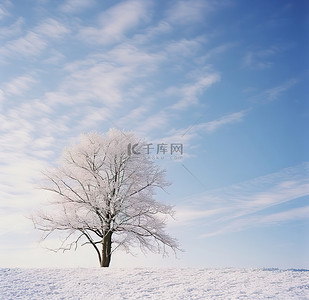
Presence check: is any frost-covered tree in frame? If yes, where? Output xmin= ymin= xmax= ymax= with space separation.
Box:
xmin=32 ymin=129 xmax=179 ymax=267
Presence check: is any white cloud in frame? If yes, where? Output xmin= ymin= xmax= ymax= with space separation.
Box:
xmin=0 ymin=213 xmax=32 ymax=235
xmin=0 ymin=150 xmax=49 ymax=208
xmin=202 ymin=42 xmax=237 ymax=61
xmin=170 ymin=73 xmax=221 ymax=109
xmin=35 ymin=18 xmax=70 ymax=39
xmin=155 ymin=127 xmax=198 ymax=146
xmin=60 ymin=0 xmax=95 ymax=13
xmin=0 ymin=97 xmax=72 ymax=225
xmin=0 ymin=97 xmax=68 ymax=163
xmin=2 ymin=74 xmax=36 ymax=96
xmin=252 ymin=78 xmax=298 ymax=103
xmin=166 ymin=0 xmax=214 ymax=25
xmin=0 ymin=89 xmax=4 ymax=103
xmin=0 ymin=17 xmax=24 ymax=39
xmin=0 ymin=110 xmax=32 ymax=133
xmin=173 ymin=207 xmax=226 ymax=225
xmin=173 ymin=163 xmax=309 ymax=237
xmin=0 ymin=130 xmax=31 ymax=155
xmin=154 ymin=110 xmax=247 ymax=148
xmin=202 ymin=205 xmax=309 ymax=238
xmin=101 ymin=43 xmax=165 ymax=69
xmin=0 ymin=1 xmax=10 ymax=20
xmin=14 ymin=98 xmax=53 ymax=117
xmin=32 ymin=136 xmax=55 ymax=149
xmin=0 ymin=7 xmax=6 ymax=19
xmin=79 ymin=0 xmax=151 ymax=44
xmin=262 ymin=79 xmax=297 ymax=101
xmin=43 ymin=49 xmax=65 ymax=65
xmin=166 ymin=37 xmax=204 ymax=56
xmin=1 ymin=31 xmax=47 ymax=57
xmin=44 ymin=43 xmax=165 ymax=111
xmin=242 ymin=46 xmax=278 ymax=69
xmin=116 ymin=105 xmax=149 ymax=128
xmin=0 ymin=19 xmax=69 ymax=59
xmin=243 ymin=52 xmax=272 ymax=69
xmin=75 ymin=106 xmax=112 ymax=130
xmin=135 ymin=111 xmax=169 ymax=136
xmin=197 ymin=110 xmax=246 ymax=133
xmin=132 ymin=21 xmax=172 ymax=44
xmin=62 ymin=63 xmax=131 ymax=106
xmin=260 ymin=205 xmax=309 ymax=224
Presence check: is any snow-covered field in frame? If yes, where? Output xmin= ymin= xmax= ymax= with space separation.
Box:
xmin=0 ymin=268 xmax=308 ymax=299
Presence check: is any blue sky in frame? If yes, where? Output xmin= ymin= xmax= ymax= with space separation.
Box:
xmin=0 ymin=0 xmax=308 ymax=268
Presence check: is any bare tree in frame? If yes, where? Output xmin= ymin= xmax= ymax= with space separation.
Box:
xmin=32 ymin=129 xmax=179 ymax=267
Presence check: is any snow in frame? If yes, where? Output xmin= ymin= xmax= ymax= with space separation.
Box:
xmin=0 ymin=268 xmax=308 ymax=299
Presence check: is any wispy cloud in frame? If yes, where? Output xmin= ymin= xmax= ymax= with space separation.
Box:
xmin=1 ymin=32 xmax=47 ymax=57
xmin=43 ymin=49 xmax=65 ymax=65
xmin=203 ymin=205 xmax=309 ymax=238
xmin=259 ymin=205 xmax=309 ymax=224
xmin=0 ymin=17 xmax=24 ymax=39
xmin=242 ymin=46 xmax=279 ymax=69
xmin=38 ymin=41 xmax=166 ymax=128
xmin=75 ymin=106 xmax=112 ymax=130
xmin=166 ymin=0 xmax=214 ymax=25
xmin=0 ymin=94 xmax=72 ymax=239
xmin=116 ymin=106 xmax=150 ymax=129
xmin=262 ymin=78 xmax=297 ymax=101
xmin=2 ymin=74 xmax=36 ymax=96
xmin=0 ymin=1 xmax=10 ymax=20
xmin=173 ymin=163 xmax=309 ymax=236
xmin=47 ymin=47 xmax=163 ymax=110
xmin=35 ymin=18 xmax=70 ymax=39
xmin=152 ymin=110 xmax=247 ymax=148
xmin=252 ymin=78 xmax=298 ymax=103
xmin=242 ymin=44 xmax=293 ymax=70
xmin=100 ymin=43 xmax=165 ymax=69
xmin=79 ymin=0 xmax=151 ymax=45
xmin=169 ymin=73 xmax=221 ymax=109
xmin=132 ymin=21 xmax=172 ymax=44
xmin=166 ymin=37 xmax=205 ymax=56
xmin=196 ymin=110 xmax=247 ymax=133
xmin=202 ymin=42 xmax=237 ymax=61
xmin=0 ymin=89 xmax=4 ymax=104
xmin=0 ymin=7 xmax=7 ymax=19
xmin=173 ymin=207 xmax=226 ymax=225
xmin=135 ymin=111 xmax=169 ymax=136
xmin=0 ymin=18 xmax=70 ymax=59
xmin=59 ymin=0 xmax=95 ymax=13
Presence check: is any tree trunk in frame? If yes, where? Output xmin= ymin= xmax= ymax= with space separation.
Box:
xmin=101 ymin=231 xmax=112 ymax=267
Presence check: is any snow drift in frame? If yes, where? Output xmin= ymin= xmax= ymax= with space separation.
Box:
xmin=1 ymin=268 xmax=308 ymax=299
